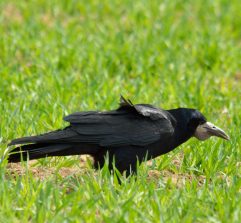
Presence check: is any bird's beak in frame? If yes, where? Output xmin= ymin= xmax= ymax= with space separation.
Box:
xmin=202 ymin=122 xmax=230 ymax=140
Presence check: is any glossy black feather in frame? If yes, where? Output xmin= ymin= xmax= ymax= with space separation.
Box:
xmin=7 ymin=96 xmax=207 ymax=175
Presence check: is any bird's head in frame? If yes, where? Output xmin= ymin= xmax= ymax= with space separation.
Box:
xmin=168 ymin=108 xmax=229 ymax=141
xmin=185 ymin=109 xmax=230 ymax=141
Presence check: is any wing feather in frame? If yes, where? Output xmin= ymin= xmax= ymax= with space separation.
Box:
xmin=10 ymin=97 xmax=176 ymax=147
xmin=64 ymin=96 xmax=175 ymax=147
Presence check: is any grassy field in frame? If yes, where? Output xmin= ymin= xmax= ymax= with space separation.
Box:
xmin=0 ymin=0 xmax=240 ymax=222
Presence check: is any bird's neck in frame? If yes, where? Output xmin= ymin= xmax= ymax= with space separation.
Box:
xmin=172 ymin=127 xmax=193 ymax=148
xmin=167 ymin=108 xmax=194 ymax=147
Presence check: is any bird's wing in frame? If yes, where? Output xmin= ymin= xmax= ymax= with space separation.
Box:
xmin=64 ymin=96 xmax=176 ymax=147
xmin=9 ymin=97 xmax=175 ymax=147
xmin=119 ymin=95 xmax=174 ymax=121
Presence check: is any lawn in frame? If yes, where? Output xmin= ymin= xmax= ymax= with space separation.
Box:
xmin=0 ymin=0 xmax=240 ymax=222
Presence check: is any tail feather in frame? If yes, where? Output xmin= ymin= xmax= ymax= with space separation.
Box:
xmin=8 ymin=136 xmax=42 ymax=146
xmin=8 ymin=128 xmax=76 ymax=146
xmin=8 ymin=143 xmax=72 ymax=163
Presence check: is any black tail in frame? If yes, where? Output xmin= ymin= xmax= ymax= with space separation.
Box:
xmin=7 ymin=127 xmax=102 ymax=163
xmin=8 ymin=143 xmax=73 ymax=163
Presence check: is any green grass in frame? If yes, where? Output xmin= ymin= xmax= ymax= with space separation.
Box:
xmin=0 ymin=0 xmax=240 ymax=222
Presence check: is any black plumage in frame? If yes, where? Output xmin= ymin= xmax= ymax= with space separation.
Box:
xmin=7 ymin=96 xmax=229 ymax=176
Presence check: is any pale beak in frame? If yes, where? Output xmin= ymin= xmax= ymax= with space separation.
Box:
xmin=202 ymin=122 xmax=230 ymax=140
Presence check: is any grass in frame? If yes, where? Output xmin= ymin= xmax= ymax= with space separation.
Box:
xmin=0 ymin=0 xmax=240 ymax=222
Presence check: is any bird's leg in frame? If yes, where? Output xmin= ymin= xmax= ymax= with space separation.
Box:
xmin=92 ymin=148 xmax=138 ymax=175
xmin=92 ymin=150 xmax=106 ymax=170
xmin=108 ymin=147 xmax=141 ymax=177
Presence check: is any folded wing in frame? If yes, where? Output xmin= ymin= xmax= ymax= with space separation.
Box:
xmin=64 ymin=96 xmax=176 ymax=147
xmin=9 ymin=96 xmax=176 ymax=147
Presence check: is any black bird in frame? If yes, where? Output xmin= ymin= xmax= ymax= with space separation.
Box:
xmin=7 ymin=96 xmax=229 ymax=176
